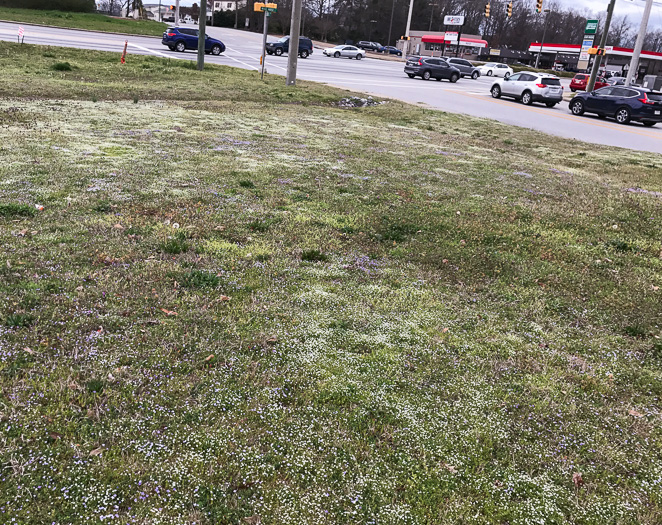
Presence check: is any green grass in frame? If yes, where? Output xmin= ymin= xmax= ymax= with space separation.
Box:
xmin=1 ymin=41 xmax=662 ymax=524
xmin=0 ymin=7 xmax=167 ymax=36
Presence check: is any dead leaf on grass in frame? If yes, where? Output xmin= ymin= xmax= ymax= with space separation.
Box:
xmin=89 ymin=447 xmax=104 ymax=457
xmin=160 ymin=308 xmax=178 ymax=316
xmin=629 ymin=409 xmax=644 ymax=418
xmin=572 ymin=472 xmax=584 ymax=488
xmin=442 ymin=463 xmax=457 ymax=474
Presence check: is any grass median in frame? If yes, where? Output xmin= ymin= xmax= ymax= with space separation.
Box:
xmin=0 ymin=6 xmax=166 ymax=36
xmin=1 ymin=42 xmax=662 ymax=524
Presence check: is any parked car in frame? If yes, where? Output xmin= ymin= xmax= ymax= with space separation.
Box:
xmin=605 ymin=77 xmax=640 ymax=88
xmin=381 ymin=46 xmax=402 ymax=56
xmin=442 ymin=57 xmax=480 ymax=79
xmin=478 ymin=62 xmax=513 ymax=78
xmin=356 ymin=41 xmax=383 ymax=52
xmin=162 ymin=27 xmax=225 ymax=55
xmin=265 ymin=36 xmax=313 ymax=58
xmin=323 ymin=45 xmax=364 ymax=59
xmin=490 ymin=72 xmax=563 ymax=107
xmin=569 ymin=73 xmax=608 ymax=92
xmin=404 ymin=57 xmax=461 ymax=82
xmin=569 ymin=86 xmax=662 ymax=126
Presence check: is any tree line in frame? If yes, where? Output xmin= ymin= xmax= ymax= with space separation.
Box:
xmin=234 ymin=0 xmax=662 ymax=53
xmin=5 ymin=0 xmax=661 ymax=53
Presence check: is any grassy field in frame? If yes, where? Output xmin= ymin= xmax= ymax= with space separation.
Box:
xmin=1 ymin=42 xmax=662 ymax=524
xmin=0 ymin=7 xmax=166 ymax=36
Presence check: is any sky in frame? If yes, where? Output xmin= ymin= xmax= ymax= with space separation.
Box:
xmin=170 ymin=0 xmax=662 ymax=30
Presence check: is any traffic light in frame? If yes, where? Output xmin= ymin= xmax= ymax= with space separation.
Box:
xmin=485 ymin=3 xmax=490 ymax=17
xmin=587 ymin=47 xmax=605 ymax=55
xmin=170 ymin=4 xmax=175 ymax=9
xmin=507 ymin=1 xmax=513 ymax=17
xmin=536 ymin=0 xmax=543 ymax=13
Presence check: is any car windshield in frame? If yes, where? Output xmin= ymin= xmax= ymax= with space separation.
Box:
xmin=574 ymin=74 xmax=586 ymax=80
xmin=277 ymin=37 xmax=289 ymax=42
xmin=541 ymin=78 xmax=561 ymax=86
xmin=648 ymin=92 xmax=662 ymax=101
xmin=484 ymin=63 xmax=497 ymax=67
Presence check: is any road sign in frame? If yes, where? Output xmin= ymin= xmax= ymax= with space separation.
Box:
xmin=445 ymin=31 xmax=458 ymax=42
xmin=585 ymin=19 xmax=599 ymax=34
xmin=489 ymin=48 xmax=500 ymax=55
xmin=254 ymin=2 xmax=277 ymax=12
xmin=444 ymin=15 xmax=464 ymax=25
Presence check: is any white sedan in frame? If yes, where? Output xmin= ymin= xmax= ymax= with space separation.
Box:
xmin=323 ymin=45 xmax=364 ymax=60
xmin=478 ymin=62 xmax=513 ymax=78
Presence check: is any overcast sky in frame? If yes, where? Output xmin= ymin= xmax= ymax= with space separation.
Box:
xmin=172 ymin=0 xmax=662 ymax=30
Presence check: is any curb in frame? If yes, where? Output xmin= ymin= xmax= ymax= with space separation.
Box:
xmin=0 ymin=19 xmax=162 ymax=39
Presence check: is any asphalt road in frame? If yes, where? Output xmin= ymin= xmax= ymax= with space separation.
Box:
xmin=2 ymin=21 xmax=661 ymax=154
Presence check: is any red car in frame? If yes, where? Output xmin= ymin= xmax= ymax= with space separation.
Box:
xmin=570 ymin=73 xmax=608 ymax=92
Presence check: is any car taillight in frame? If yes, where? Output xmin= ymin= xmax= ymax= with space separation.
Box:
xmin=418 ymin=58 xmax=423 ymax=65
xmin=638 ymin=95 xmax=654 ymax=105
xmin=536 ymin=83 xmax=545 ymax=88
xmin=167 ymin=32 xmax=176 ymax=36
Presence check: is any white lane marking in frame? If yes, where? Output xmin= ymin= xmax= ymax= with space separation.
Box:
xmin=225 ymin=45 xmax=287 ymax=72
xmin=128 ymin=42 xmax=179 ymax=59
xmin=223 ymin=54 xmax=259 ymax=71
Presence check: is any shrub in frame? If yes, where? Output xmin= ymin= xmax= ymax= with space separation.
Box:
xmin=301 ymin=249 xmax=328 ymax=262
xmin=51 ymin=62 xmax=73 ymax=71
xmin=0 ymin=203 xmax=35 ymax=218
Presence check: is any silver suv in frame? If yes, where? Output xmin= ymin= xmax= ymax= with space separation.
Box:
xmin=490 ymin=72 xmax=563 ymax=107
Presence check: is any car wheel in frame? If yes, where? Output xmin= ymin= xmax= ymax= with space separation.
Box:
xmin=168 ymin=45 xmax=175 ymax=51
xmin=407 ymin=73 xmax=415 ymax=78
xmin=334 ymin=51 xmax=340 ymax=58
xmin=450 ymin=73 xmax=459 ymax=83
xmin=615 ymin=106 xmax=631 ymax=124
xmin=471 ymin=71 xmax=479 ymax=79
xmin=570 ymin=99 xmax=585 ymax=116
xmin=211 ymin=45 xmax=221 ymax=56
xmin=300 ymin=50 xmax=309 ymax=59
xmin=267 ymin=50 xmax=273 ymax=55
xmin=356 ymin=54 xmax=363 ymax=60
xmin=422 ymin=70 xmax=431 ymax=80
xmin=570 ymin=88 xmax=576 ymax=92
xmin=643 ymin=121 xmax=656 ymax=127
xmin=491 ymin=85 xmax=501 ymax=98
xmin=521 ymin=90 xmax=533 ymax=105
xmin=486 ymin=70 xmax=493 ymax=76
xmin=504 ymin=72 xmax=511 ymax=79
xmin=175 ymin=41 xmax=186 ymax=52
xmin=275 ymin=48 xmax=283 ymax=56
xmin=545 ymin=102 xmax=556 ymax=108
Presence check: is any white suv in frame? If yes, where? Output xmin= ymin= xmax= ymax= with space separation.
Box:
xmin=490 ymin=72 xmax=564 ymax=107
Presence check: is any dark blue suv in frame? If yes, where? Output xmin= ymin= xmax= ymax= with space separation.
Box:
xmin=162 ymin=27 xmax=225 ymax=55
xmin=569 ymin=86 xmax=662 ymax=126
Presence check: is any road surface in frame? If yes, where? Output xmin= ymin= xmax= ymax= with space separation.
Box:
xmin=1 ymin=21 xmax=660 ymax=154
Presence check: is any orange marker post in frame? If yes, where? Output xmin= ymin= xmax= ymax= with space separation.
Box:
xmin=121 ymin=40 xmax=128 ymax=64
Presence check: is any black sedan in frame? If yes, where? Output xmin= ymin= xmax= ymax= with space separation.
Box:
xmin=404 ymin=57 xmax=461 ymax=83
xmin=569 ymin=86 xmax=662 ymax=126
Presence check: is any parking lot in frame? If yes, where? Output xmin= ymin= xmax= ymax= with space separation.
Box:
xmin=1 ymin=22 xmax=660 ymax=153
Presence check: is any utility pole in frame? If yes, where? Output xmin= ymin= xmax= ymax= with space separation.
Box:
xmin=158 ymin=0 xmax=162 ymax=22
xmin=387 ymin=0 xmax=396 ymax=46
xmin=403 ymin=0 xmax=415 ymax=57
xmin=587 ymin=0 xmax=615 ymax=91
xmin=175 ymin=0 xmax=180 ymax=25
xmin=197 ymin=0 xmax=207 ymax=70
xmin=534 ymin=9 xmax=550 ymax=69
xmin=625 ymin=0 xmax=653 ymax=86
xmin=286 ymin=0 xmax=302 ymax=85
